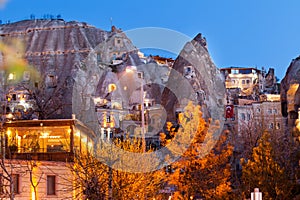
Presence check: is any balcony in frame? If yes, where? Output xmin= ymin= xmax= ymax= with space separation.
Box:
xmin=3 ymin=119 xmax=96 ymax=162
xmin=7 ymin=151 xmax=74 ymax=162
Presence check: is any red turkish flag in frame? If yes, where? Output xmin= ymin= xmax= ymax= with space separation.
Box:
xmin=225 ymin=105 xmax=234 ymax=118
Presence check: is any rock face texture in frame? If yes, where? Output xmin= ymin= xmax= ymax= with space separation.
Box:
xmin=161 ymin=33 xmax=225 ymax=122
xmin=0 ymin=19 xmax=225 ymax=134
xmin=0 ymin=19 xmax=139 ymax=132
xmin=281 ymin=56 xmax=300 ymax=129
xmin=0 ymin=19 xmax=108 ymax=119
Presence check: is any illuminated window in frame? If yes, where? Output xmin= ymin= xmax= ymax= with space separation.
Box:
xmin=8 ymin=73 xmax=15 ymax=80
xmin=256 ymin=108 xmax=261 ymax=113
xmin=47 ymin=175 xmax=56 ymax=195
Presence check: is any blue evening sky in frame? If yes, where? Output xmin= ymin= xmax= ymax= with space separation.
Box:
xmin=0 ymin=0 xmax=299 ymax=80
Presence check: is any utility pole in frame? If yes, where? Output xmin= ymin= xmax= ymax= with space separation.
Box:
xmin=139 ymin=71 xmax=146 ymax=153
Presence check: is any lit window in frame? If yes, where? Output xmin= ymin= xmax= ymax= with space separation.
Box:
xmin=8 ymin=73 xmax=15 ymax=80
xmin=12 ymin=174 xmax=19 ymax=194
xmin=47 ymin=175 xmax=56 ymax=195
xmin=256 ymin=108 xmax=261 ymax=113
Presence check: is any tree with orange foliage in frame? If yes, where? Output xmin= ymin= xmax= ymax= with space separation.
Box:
xmin=165 ymin=102 xmax=233 ymax=199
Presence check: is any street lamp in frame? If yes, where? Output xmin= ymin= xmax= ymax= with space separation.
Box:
xmin=125 ymin=66 xmax=146 ymax=152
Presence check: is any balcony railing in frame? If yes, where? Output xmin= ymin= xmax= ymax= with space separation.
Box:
xmin=5 ymin=149 xmax=74 ymax=162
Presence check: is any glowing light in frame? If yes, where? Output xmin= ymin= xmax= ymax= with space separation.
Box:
xmin=31 ymin=189 xmax=35 ymax=200
xmin=40 ymin=135 xmax=61 ymax=139
xmin=81 ymin=136 xmax=87 ymax=143
xmin=40 ymin=132 xmax=49 ymax=138
xmin=8 ymin=73 xmax=14 ymax=80
xmin=75 ymin=131 xmax=80 ymax=137
xmin=6 ymin=113 xmax=13 ymax=119
xmin=108 ymin=83 xmax=117 ymax=92
xmin=110 ymin=122 xmax=115 ymax=128
xmin=30 ymin=162 xmax=38 ymax=200
xmin=125 ymin=65 xmax=137 ymax=73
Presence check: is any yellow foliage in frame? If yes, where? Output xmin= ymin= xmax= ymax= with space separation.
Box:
xmin=167 ymin=102 xmax=232 ymax=199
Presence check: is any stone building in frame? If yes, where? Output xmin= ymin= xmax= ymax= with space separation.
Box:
xmin=221 ymin=66 xmax=279 ymax=103
xmin=227 ymin=99 xmax=284 ymax=134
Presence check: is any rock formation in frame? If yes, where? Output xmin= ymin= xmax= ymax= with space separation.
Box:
xmin=161 ymin=33 xmax=225 ymax=122
xmin=281 ymin=56 xmax=300 ymax=129
xmin=0 ymin=19 xmax=226 ymax=136
xmin=0 ymin=19 xmax=140 ymax=132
